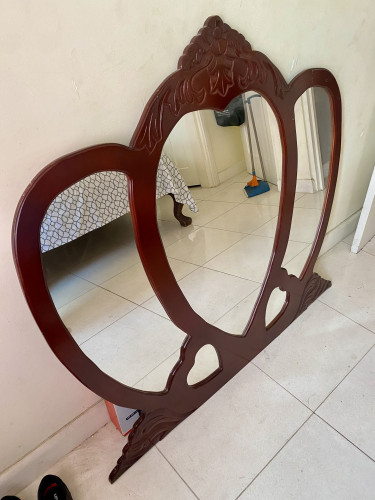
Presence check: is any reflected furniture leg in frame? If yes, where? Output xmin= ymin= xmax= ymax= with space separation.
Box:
xmin=168 ymin=193 xmax=192 ymax=227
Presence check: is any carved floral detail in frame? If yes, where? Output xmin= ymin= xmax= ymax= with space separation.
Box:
xmin=109 ymin=408 xmax=191 ymax=483
xmin=295 ymin=273 xmax=331 ymax=318
xmin=135 ymin=16 xmax=285 ymax=152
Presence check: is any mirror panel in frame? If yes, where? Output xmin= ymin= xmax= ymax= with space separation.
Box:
xmin=41 ymin=172 xmax=187 ymax=392
xmin=282 ymin=87 xmax=332 ymax=277
xmin=40 ymin=88 xmax=332 ymax=391
xmin=154 ymin=97 xmax=288 ymax=335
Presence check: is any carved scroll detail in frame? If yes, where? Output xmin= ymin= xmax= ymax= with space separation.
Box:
xmin=295 ymin=273 xmax=331 ymax=318
xmin=109 ymin=408 xmax=191 ymax=483
xmin=136 ymin=16 xmax=285 ymax=152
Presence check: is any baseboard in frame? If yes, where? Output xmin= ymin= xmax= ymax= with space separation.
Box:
xmin=276 ymin=179 xmax=315 ymax=193
xmin=320 ymin=210 xmax=362 ymax=256
xmin=218 ymin=160 xmax=247 ymax=184
xmin=0 ymin=399 xmax=110 ymax=496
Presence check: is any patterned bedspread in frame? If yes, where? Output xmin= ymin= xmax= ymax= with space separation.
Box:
xmin=40 ymin=153 xmax=198 ymax=253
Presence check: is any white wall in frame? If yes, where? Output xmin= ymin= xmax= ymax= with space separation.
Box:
xmin=1 ymin=0 xmax=375 ymax=484
xmin=199 ymin=109 xmax=246 ymax=181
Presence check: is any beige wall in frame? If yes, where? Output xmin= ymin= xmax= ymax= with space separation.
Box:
xmin=200 ymin=109 xmax=246 ymax=176
xmin=1 ymin=0 xmax=375 ymax=477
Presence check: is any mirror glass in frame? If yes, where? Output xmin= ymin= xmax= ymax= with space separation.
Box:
xmin=41 ymin=88 xmax=332 ymax=390
xmin=281 ymin=87 xmax=331 ymax=278
xmin=153 ymin=95 xmax=290 ymax=335
xmin=41 ymin=173 xmax=188 ymax=392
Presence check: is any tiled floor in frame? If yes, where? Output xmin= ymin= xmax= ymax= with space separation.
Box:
xmin=19 ymin=176 xmax=375 ymax=499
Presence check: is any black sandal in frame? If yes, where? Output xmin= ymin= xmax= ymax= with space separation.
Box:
xmin=37 ymin=475 xmax=73 ymax=500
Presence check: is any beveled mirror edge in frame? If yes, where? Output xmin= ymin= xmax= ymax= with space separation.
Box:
xmin=11 ymin=15 xmax=341 ymax=484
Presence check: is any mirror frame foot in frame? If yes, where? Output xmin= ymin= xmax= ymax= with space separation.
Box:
xmin=109 ymin=408 xmax=191 ymax=483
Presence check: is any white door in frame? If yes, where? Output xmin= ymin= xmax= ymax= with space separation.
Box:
xmin=163 ymin=112 xmax=201 ymax=186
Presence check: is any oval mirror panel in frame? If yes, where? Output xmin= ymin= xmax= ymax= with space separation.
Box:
xmin=153 ymin=95 xmax=309 ymax=335
xmin=41 ymin=171 xmax=188 ymax=392
xmin=281 ymin=87 xmax=332 ymax=278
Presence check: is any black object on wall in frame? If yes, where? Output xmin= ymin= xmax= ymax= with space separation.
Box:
xmin=214 ymin=95 xmax=245 ymax=126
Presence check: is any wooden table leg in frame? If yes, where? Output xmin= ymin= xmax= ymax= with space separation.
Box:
xmin=168 ymin=193 xmax=192 ymax=227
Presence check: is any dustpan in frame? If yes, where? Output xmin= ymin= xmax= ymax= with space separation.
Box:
xmin=243 ymin=94 xmax=270 ymax=198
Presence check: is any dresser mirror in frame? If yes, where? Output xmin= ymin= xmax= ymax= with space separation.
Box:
xmin=13 ymin=16 xmax=341 ymax=483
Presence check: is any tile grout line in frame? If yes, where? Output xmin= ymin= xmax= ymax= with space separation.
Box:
xmin=233 ymin=413 xmax=315 ymax=500
xmin=154 ymin=447 xmax=200 ymax=499
xmin=132 ymin=347 xmax=181 ymax=390
xmin=252 ymin=343 xmax=375 ymax=461
xmin=314 ymin=413 xmax=375 ymax=464
xmin=313 ymin=342 xmax=375 ymax=413
xmin=212 ymin=286 xmax=261 ymax=328
xmin=250 ymin=361 xmax=313 ymax=413
xmin=252 ymin=333 xmax=375 ymax=418
xmin=316 ymin=299 xmax=375 ymax=336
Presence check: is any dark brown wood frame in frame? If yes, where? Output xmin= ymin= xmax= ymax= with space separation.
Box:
xmin=12 ymin=16 xmax=341 ymax=483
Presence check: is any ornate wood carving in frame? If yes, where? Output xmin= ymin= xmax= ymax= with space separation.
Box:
xmin=12 ymin=15 xmax=342 ymax=483
xmin=295 ymin=273 xmax=332 ymax=318
xmin=109 ymin=408 xmax=191 ymax=483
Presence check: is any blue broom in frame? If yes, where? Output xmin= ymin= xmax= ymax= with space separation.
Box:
xmin=243 ymin=95 xmax=270 ymax=198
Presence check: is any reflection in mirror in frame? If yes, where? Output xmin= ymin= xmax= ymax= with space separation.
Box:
xmin=281 ymin=87 xmax=332 ymax=278
xmin=41 ymin=171 xmax=188 ymax=392
xmin=40 ymin=88 xmax=332 ymax=394
xmin=154 ymin=95 xmax=300 ymax=336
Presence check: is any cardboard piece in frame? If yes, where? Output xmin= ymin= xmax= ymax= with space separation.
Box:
xmin=105 ymin=401 xmax=140 ymax=436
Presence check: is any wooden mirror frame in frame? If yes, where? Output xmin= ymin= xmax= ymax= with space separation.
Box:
xmin=12 ymin=15 xmax=341 ymax=483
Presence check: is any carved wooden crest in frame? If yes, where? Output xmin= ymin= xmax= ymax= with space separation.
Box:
xmin=12 ymin=16 xmax=341 ymax=483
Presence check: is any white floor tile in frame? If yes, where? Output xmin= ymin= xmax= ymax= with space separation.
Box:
xmin=186 ymin=343 xmax=220 ymax=385
xmin=58 ymin=287 xmax=137 ymax=345
xmin=294 ymin=189 xmax=326 ymax=209
xmin=363 ymin=236 xmax=375 ymax=256
xmin=190 ymin=200 xmax=240 ymax=226
xmin=188 ymin=182 xmax=230 ymax=201
xmin=206 ymin=203 xmax=279 ymax=233
xmin=158 ymin=363 xmax=311 ymax=500
xmin=166 ymin=227 xmax=245 ymax=265
xmin=253 ymin=301 xmax=375 ymax=409
xmin=142 ymin=267 xmax=259 ymax=324
xmin=317 ymin=345 xmax=375 ymax=460
xmin=157 ymin=219 xmax=198 ymax=247
xmin=239 ymin=415 xmax=375 ymax=500
xmin=281 ymin=245 xmax=313 ymax=277
xmin=134 ymin=349 xmax=181 ymax=392
xmin=207 ymin=182 xmax=249 ymax=203
xmin=80 ymin=307 xmax=186 ymax=388
xmin=62 ymin=216 xmax=141 ymax=284
xmin=45 ymin=272 xmax=95 ymax=309
xmin=215 ymin=286 xmax=287 ymax=335
xmin=204 ymin=234 xmax=307 ymax=283
xmin=254 ymin=207 xmax=322 ymax=243
xmin=315 ymin=242 xmax=375 ymax=332
xmin=18 ymin=424 xmax=196 ymax=500
xmin=101 ymin=258 xmax=197 ymax=305
xmin=71 ymin=242 xmax=141 ymax=285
